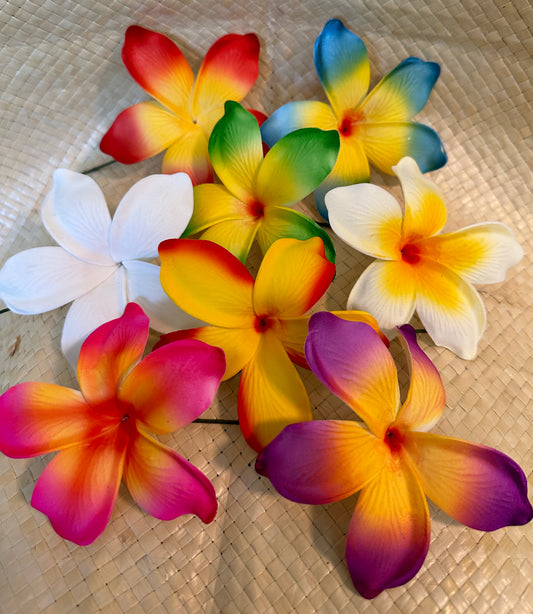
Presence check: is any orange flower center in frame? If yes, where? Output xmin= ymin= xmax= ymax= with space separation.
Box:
xmin=338 ymin=109 xmax=365 ymax=138
xmin=254 ymin=315 xmax=273 ymax=333
xmin=400 ymin=242 xmax=421 ymax=265
xmin=384 ymin=426 xmax=404 ymax=453
xmin=248 ymin=199 xmax=265 ymax=219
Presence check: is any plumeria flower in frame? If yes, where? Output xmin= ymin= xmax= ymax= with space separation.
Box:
xmin=325 ymin=156 xmax=524 ymax=359
xmin=183 ymin=101 xmax=339 ymax=263
xmin=261 ymin=18 xmax=447 ymax=219
xmin=257 ymin=312 xmax=533 ymax=599
xmin=0 ymin=169 xmax=201 ymax=367
xmin=100 ymin=25 xmax=264 ymax=185
xmin=157 ymin=237 xmax=382 ymax=451
xmin=0 ymin=303 xmax=226 ymax=545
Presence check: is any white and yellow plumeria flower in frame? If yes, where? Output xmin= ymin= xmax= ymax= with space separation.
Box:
xmin=325 ymin=157 xmax=523 ymax=359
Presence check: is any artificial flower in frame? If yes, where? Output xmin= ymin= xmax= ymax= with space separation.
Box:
xmin=0 ymin=303 xmax=226 ymax=545
xmin=183 ymin=101 xmax=339 ymax=263
xmin=325 ymin=156 xmax=524 ymax=359
xmin=100 ymin=25 xmax=264 ymax=184
xmin=157 ymin=237 xmax=382 ymax=451
xmin=261 ymin=18 xmax=447 ymax=219
xmin=0 ymin=169 xmax=201 ymax=367
xmin=256 ymin=312 xmax=533 ymax=598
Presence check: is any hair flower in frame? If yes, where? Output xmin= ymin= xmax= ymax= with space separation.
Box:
xmin=0 ymin=303 xmax=226 ymax=545
xmin=257 ymin=312 xmax=533 ymax=599
xmin=100 ymin=25 xmax=263 ymax=184
xmin=325 ymin=156 xmax=524 ymax=359
xmin=0 ymin=169 xmax=201 ymax=366
xmin=183 ymin=101 xmax=339 ymax=263
xmin=157 ymin=237 xmax=382 ymax=451
xmin=261 ymin=18 xmax=447 ymax=219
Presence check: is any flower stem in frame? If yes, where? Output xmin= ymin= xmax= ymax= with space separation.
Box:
xmin=81 ymin=160 xmax=117 ymax=175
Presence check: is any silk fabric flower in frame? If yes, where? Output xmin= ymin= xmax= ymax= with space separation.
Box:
xmin=100 ymin=25 xmax=263 ymax=185
xmin=157 ymin=237 xmax=381 ymax=451
xmin=257 ymin=312 xmax=533 ymax=598
xmin=261 ymin=18 xmax=447 ymax=219
xmin=0 ymin=169 xmax=201 ymax=367
xmin=0 ymin=303 xmax=226 ymax=545
xmin=183 ymin=101 xmax=339 ymax=263
xmin=325 ymin=156 xmax=524 ymax=359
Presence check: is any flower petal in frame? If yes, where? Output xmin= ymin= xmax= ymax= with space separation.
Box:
xmin=31 ymin=427 xmax=128 ymax=545
xmin=239 ymin=331 xmax=313 ymax=451
xmin=0 ymin=246 xmax=116 ymax=314
xmin=255 ymin=128 xmax=340 ymax=208
xmin=253 ymin=237 xmax=335 ymax=318
xmin=256 ymin=206 xmax=336 ymax=263
xmin=345 ymin=454 xmax=430 ymax=599
xmin=360 ymin=57 xmax=440 ymax=122
xmin=326 ymin=182 xmax=403 ymax=259
xmin=123 ymin=260 xmax=202 ymax=333
xmin=109 ymin=173 xmax=193 ymax=262
xmin=404 ymin=432 xmax=533 ymax=530
xmin=347 ymin=259 xmax=417 ymax=330
xmin=393 ymin=156 xmax=447 ymax=240
xmin=272 ymin=315 xmax=310 ymax=368
xmin=305 ymin=312 xmax=399 ymax=436
xmin=161 ymin=125 xmax=212 ymax=184
xmin=77 ymin=302 xmax=148 ymax=405
xmin=100 ymin=101 xmax=186 ymax=164
xmin=199 ymin=217 xmax=259 ymax=264
xmin=423 ymin=223 xmax=524 ymax=284
xmin=191 ymin=33 xmax=260 ymax=118
xmin=41 ymin=170 xmax=113 ymax=265
xmin=121 ymin=25 xmax=193 ymax=117
xmin=119 ymin=339 xmax=225 ymax=433
xmin=314 ymin=19 xmax=370 ymax=116
xmin=124 ymin=429 xmax=217 ymax=523
xmin=156 ymin=325 xmax=260 ymax=381
xmin=394 ymin=325 xmax=446 ymax=431
xmin=256 ymin=420 xmax=385 ymax=503
xmin=0 ymin=383 xmax=99 ymax=458
xmin=208 ymin=101 xmax=263 ymax=203
xmin=159 ymin=239 xmax=255 ymax=328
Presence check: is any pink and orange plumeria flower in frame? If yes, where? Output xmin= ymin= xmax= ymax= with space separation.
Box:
xmin=325 ymin=156 xmax=524 ymax=359
xmin=100 ymin=25 xmax=263 ymax=184
xmin=261 ymin=18 xmax=447 ymax=219
xmin=0 ymin=303 xmax=225 ymax=545
xmin=257 ymin=312 xmax=533 ymax=599
xmin=183 ymin=101 xmax=339 ymax=263
xmin=157 ymin=237 xmax=381 ymax=451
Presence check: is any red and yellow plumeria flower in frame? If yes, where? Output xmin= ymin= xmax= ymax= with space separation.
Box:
xmin=183 ymin=101 xmax=339 ymax=263
xmin=100 ymin=25 xmax=263 ymax=184
xmin=325 ymin=156 xmax=524 ymax=359
xmin=261 ymin=18 xmax=447 ymax=219
xmin=0 ymin=303 xmax=225 ymax=545
xmin=257 ymin=313 xmax=533 ymax=599
xmin=157 ymin=237 xmax=381 ymax=451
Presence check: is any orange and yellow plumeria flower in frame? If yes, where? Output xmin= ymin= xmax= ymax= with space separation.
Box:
xmin=100 ymin=25 xmax=263 ymax=184
xmin=257 ymin=313 xmax=533 ymax=598
xmin=325 ymin=156 xmax=524 ymax=359
xmin=0 ymin=303 xmax=225 ymax=545
xmin=157 ymin=237 xmax=381 ymax=451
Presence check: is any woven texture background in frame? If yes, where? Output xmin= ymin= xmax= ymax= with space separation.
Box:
xmin=1 ymin=0 xmax=532 ymax=612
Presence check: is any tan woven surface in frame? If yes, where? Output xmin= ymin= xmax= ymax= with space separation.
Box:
xmin=1 ymin=0 xmax=532 ymax=612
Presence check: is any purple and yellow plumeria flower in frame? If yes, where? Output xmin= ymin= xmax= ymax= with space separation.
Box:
xmin=261 ymin=18 xmax=447 ymax=219
xmin=326 ymin=156 xmax=524 ymax=359
xmin=0 ymin=303 xmax=225 ymax=545
xmin=183 ymin=101 xmax=339 ymax=263
xmin=100 ymin=26 xmax=264 ymax=185
xmin=257 ymin=312 xmax=533 ymax=599
xmin=157 ymin=237 xmax=382 ymax=451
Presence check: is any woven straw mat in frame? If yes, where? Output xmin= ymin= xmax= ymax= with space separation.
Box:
xmin=0 ymin=1 xmax=532 ymax=612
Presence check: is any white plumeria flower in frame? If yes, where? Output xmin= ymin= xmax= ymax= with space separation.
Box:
xmin=0 ymin=169 xmax=201 ymax=366
xmin=325 ymin=157 xmax=524 ymax=359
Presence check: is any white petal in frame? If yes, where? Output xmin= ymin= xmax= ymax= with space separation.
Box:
xmin=41 ymin=169 xmax=114 ymax=265
xmin=123 ymin=259 xmax=203 ymax=333
xmin=0 ymin=246 xmax=116 ymax=314
xmin=109 ymin=173 xmax=194 ymax=262
xmin=61 ymin=268 xmax=128 ymax=368
xmin=325 ymin=183 xmax=403 ymax=259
